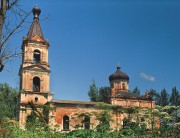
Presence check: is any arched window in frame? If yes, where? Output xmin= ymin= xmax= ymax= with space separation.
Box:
xmin=33 ymin=77 xmax=40 ymax=92
xmin=122 ymin=83 xmax=126 ymax=90
xmin=63 ymin=115 xmax=69 ymax=130
xmin=84 ymin=116 xmax=90 ymax=129
xmin=33 ymin=50 xmax=40 ymax=63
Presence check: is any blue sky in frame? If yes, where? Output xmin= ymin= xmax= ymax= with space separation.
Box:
xmin=1 ymin=0 xmax=180 ymax=101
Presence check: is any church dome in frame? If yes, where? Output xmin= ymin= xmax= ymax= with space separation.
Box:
xmin=109 ymin=66 xmax=129 ymax=82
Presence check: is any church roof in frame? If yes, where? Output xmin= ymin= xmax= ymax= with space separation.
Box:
xmin=27 ymin=6 xmax=44 ymax=40
xmin=109 ymin=66 xmax=129 ymax=82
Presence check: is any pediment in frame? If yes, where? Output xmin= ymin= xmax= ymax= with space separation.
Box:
xmin=30 ymin=35 xmax=44 ymax=42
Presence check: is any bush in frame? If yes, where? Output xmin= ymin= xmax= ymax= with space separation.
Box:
xmin=121 ymin=127 xmax=134 ymax=137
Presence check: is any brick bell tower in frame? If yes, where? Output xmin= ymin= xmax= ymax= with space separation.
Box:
xmin=19 ymin=6 xmax=53 ymax=128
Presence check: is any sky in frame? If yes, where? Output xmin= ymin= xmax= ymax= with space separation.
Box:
xmin=1 ymin=0 xmax=180 ymax=101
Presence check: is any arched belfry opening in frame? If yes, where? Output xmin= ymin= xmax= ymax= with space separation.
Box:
xmin=33 ymin=77 xmax=40 ymax=92
xmin=33 ymin=50 xmax=41 ymax=63
xmin=63 ymin=115 xmax=69 ymax=130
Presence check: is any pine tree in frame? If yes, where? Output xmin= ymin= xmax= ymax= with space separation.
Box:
xmin=99 ymin=87 xmax=110 ymax=103
xmin=88 ymin=80 xmax=99 ymax=102
xmin=160 ymin=89 xmax=169 ymax=106
xmin=149 ymin=89 xmax=161 ymax=105
xmin=132 ymin=86 xmax=140 ymax=95
xmin=170 ymin=87 xmax=180 ymax=106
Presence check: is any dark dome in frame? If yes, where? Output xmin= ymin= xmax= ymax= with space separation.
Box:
xmin=109 ymin=66 xmax=129 ymax=81
xmin=32 ymin=6 xmax=41 ymax=19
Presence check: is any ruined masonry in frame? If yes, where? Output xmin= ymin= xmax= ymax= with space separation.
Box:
xmin=19 ymin=6 xmax=155 ymax=131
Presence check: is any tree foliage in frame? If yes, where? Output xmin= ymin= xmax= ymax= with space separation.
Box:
xmin=169 ymin=87 xmax=180 ymax=106
xmin=132 ymin=86 xmax=140 ymax=95
xmin=95 ymin=110 xmax=112 ymax=133
xmin=88 ymin=80 xmax=99 ymax=102
xmin=160 ymin=89 xmax=169 ymax=106
xmin=99 ymin=86 xmax=110 ymax=103
xmin=149 ymin=88 xmax=179 ymax=107
xmin=26 ymin=101 xmax=52 ymax=131
xmin=1 ymin=104 xmax=180 ymax=137
xmin=88 ymin=80 xmax=110 ymax=103
xmin=0 ymin=83 xmax=19 ymax=118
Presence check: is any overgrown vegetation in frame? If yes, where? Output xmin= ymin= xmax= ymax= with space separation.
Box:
xmin=0 ymin=83 xmax=19 ymax=118
xmin=1 ymin=104 xmax=180 ymax=137
xmin=1 ymin=83 xmax=180 ymax=137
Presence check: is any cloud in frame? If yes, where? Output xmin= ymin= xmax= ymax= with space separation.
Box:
xmin=140 ymin=73 xmax=155 ymax=82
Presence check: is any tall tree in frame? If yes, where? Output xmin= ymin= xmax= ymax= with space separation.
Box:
xmin=88 ymin=80 xmax=99 ymax=102
xmin=169 ymin=87 xmax=179 ymax=106
xmin=132 ymin=86 xmax=140 ymax=95
xmin=0 ymin=83 xmax=19 ymax=118
xmin=149 ymin=89 xmax=156 ymax=99
xmin=99 ymin=86 xmax=110 ymax=103
xmin=149 ymin=89 xmax=161 ymax=105
xmin=160 ymin=89 xmax=169 ymax=106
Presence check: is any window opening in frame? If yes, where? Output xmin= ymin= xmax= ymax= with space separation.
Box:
xmin=63 ymin=115 xmax=69 ymax=130
xmin=84 ymin=116 xmax=90 ymax=129
xmin=35 ymin=97 xmax=38 ymax=102
xmin=33 ymin=77 xmax=40 ymax=92
xmin=122 ymin=83 xmax=126 ymax=90
xmin=33 ymin=50 xmax=40 ymax=63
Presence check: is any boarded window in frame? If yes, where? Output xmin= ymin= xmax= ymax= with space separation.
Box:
xmin=63 ymin=115 xmax=69 ymax=130
xmin=33 ymin=77 xmax=40 ymax=92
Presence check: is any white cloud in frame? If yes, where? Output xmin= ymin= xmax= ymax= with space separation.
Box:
xmin=140 ymin=73 xmax=155 ymax=82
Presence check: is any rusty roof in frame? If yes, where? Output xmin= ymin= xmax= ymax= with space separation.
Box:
xmin=109 ymin=66 xmax=129 ymax=82
xmin=27 ymin=6 xmax=44 ymax=39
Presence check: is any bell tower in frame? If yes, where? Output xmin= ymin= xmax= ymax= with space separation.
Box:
xmin=19 ymin=6 xmax=53 ymax=128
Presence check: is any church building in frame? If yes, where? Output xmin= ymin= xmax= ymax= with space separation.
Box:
xmin=19 ymin=6 xmax=155 ymax=131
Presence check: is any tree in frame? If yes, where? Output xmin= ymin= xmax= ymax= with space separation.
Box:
xmin=26 ymin=101 xmax=49 ymax=131
xmin=95 ymin=110 xmax=112 ymax=133
xmin=99 ymin=86 xmax=110 ymax=103
xmin=0 ymin=83 xmax=19 ymax=118
xmin=123 ymin=107 xmax=139 ymax=128
xmin=160 ymin=89 xmax=169 ymax=106
xmin=149 ymin=89 xmax=161 ymax=105
xmin=88 ymin=81 xmax=110 ymax=103
xmin=88 ymin=80 xmax=99 ymax=102
xmin=169 ymin=87 xmax=180 ymax=106
xmin=132 ymin=86 xmax=140 ymax=95
xmin=0 ymin=0 xmax=31 ymax=72
xmin=149 ymin=89 xmax=156 ymax=99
